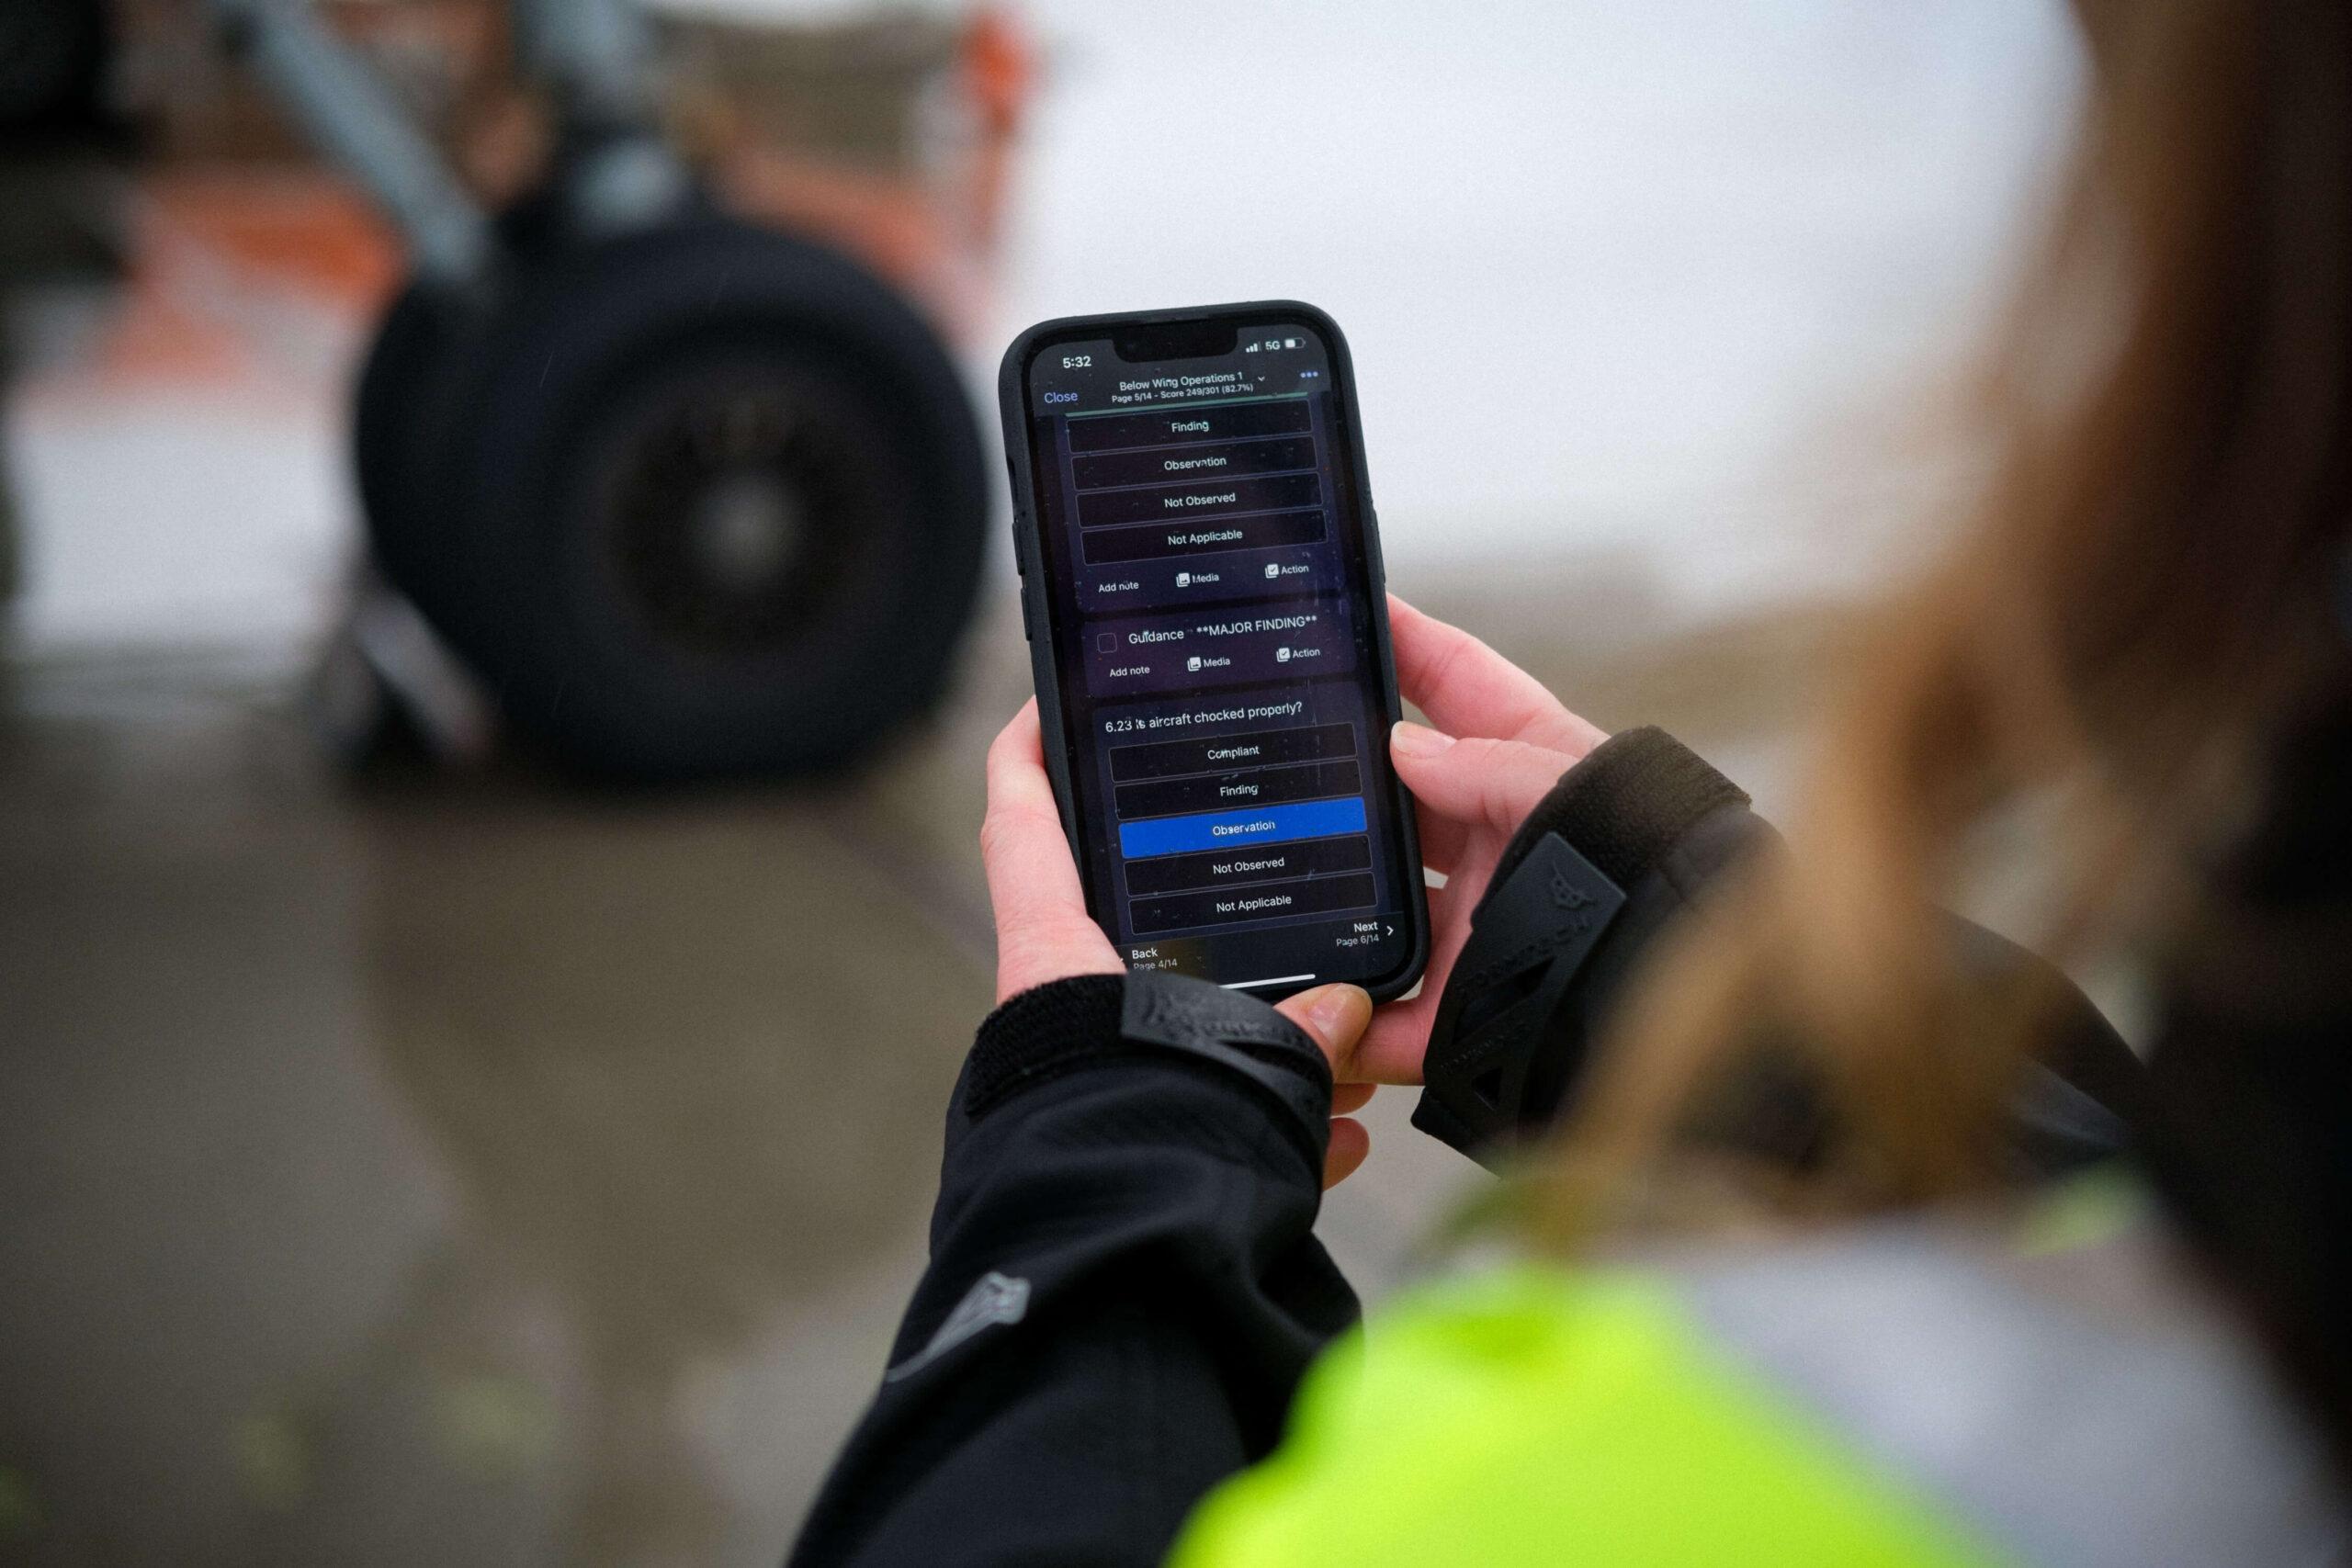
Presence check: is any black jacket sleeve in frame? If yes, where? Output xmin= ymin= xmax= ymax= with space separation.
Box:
xmin=787 ymin=971 xmax=1356 ymax=1568
xmin=793 ymin=728 xmax=2147 ymax=1568
xmin=1413 ymin=727 xmax=2143 ymax=1176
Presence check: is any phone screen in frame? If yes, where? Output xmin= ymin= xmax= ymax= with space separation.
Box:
xmin=1016 ymin=314 xmax=1419 ymax=997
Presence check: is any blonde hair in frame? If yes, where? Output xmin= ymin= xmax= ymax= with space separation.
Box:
xmin=1542 ymin=0 xmax=2352 ymax=1231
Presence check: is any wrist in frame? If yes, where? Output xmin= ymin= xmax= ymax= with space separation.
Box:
xmin=967 ymin=971 xmax=1334 ymax=1160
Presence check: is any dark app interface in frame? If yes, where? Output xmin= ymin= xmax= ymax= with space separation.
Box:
xmin=1027 ymin=324 xmax=1412 ymax=992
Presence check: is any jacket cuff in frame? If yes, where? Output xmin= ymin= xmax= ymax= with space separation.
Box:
xmin=965 ymin=971 xmax=1333 ymax=1153
xmin=1412 ymin=728 xmax=1761 ymax=1164
xmin=1489 ymin=725 xmax=1751 ymax=894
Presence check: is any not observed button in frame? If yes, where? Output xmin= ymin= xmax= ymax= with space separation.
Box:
xmin=1078 ymin=471 xmax=1320 ymax=530
xmin=1124 ymin=833 xmax=1372 ymax=896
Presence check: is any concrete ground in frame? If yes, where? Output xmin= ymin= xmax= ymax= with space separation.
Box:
xmin=0 ymin=561 xmax=1842 ymax=1567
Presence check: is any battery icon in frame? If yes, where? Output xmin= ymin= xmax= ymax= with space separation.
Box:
xmin=1283 ymin=337 xmax=1300 ymax=349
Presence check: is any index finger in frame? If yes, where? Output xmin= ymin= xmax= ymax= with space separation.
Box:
xmin=1388 ymin=593 xmax=1604 ymax=758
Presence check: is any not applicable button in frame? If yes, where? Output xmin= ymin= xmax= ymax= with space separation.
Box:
xmin=1129 ymin=871 xmax=1377 ymax=935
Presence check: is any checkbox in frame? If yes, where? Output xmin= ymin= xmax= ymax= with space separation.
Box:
xmin=1097 ymin=633 xmax=1115 ymax=653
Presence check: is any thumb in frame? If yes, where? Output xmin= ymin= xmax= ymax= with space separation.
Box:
xmin=1276 ymin=983 xmax=1374 ymax=1081
xmin=1389 ymin=722 xmax=1573 ymax=835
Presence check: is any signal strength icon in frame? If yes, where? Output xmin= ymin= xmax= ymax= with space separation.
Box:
xmin=1243 ymin=341 xmax=1261 ymax=352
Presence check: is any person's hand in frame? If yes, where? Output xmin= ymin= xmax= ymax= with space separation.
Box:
xmin=982 ymin=700 xmax=1381 ymax=1186
xmin=981 ymin=699 xmax=1125 ymax=1001
xmin=1353 ymin=595 xmax=1609 ymax=1086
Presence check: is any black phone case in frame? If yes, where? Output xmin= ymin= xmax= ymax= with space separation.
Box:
xmin=996 ymin=299 xmax=1429 ymax=1003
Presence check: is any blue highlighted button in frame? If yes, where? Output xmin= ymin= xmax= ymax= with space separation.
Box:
xmin=1119 ymin=795 xmax=1367 ymax=860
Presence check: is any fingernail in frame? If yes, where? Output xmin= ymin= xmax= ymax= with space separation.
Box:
xmin=1306 ymin=984 xmax=1373 ymax=1045
xmin=1391 ymin=721 xmax=1453 ymax=758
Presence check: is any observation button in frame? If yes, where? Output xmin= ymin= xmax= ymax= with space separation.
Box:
xmin=1117 ymin=795 xmax=1367 ymax=859
xmin=1071 ymin=435 xmax=1316 ymax=492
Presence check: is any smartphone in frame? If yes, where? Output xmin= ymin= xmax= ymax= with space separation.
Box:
xmin=999 ymin=301 xmax=1427 ymax=1003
